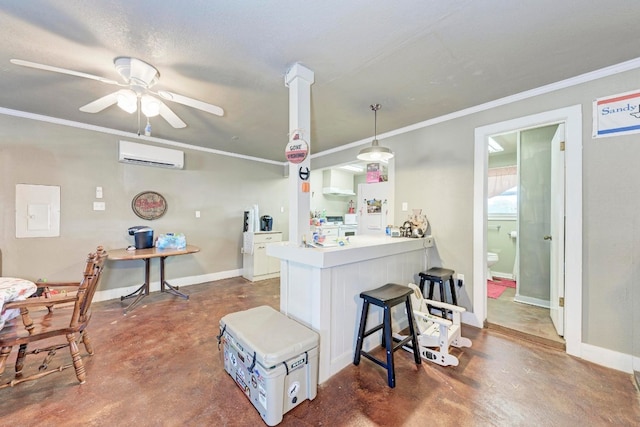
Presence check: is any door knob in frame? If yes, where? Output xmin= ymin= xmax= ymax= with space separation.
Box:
xmin=543 ymin=235 xmax=552 ymax=240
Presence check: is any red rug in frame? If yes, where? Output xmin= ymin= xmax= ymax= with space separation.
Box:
xmin=491 ymin=278 xmax=516 ymax=288
xmin=487 ymin=279 xmax=516 ymax=299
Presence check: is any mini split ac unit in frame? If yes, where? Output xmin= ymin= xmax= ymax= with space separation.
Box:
xmin=118 ymin=140 xmax=184 ymax=169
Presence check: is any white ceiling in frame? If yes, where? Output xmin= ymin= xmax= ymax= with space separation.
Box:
xmin=1 ymin=1 xmax=640 ymax=162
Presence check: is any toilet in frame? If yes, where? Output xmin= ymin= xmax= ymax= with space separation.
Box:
xmin=487 ymin=252 xmax=499 ymax=279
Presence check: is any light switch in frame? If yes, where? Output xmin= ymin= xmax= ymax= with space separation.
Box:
xmin=96 ymin=186 xmax=103 ymax=199
xmin=195 ymin=210 xmax=201 ymax=218
xmin=402 ymin=202 xmax=408 ymax=211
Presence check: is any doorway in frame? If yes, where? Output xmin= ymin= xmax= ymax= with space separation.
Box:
xmin=472 ymin=105 xmax=583 ymax=357
xmin=485 ymin=124 xmax=565 ymax=348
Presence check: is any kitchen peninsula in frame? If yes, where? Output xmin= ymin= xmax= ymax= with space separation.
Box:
xmin=267 ymin=235 xmax=434 ymax=383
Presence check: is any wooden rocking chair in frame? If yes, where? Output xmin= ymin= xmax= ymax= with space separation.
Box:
xmin=0 ymin=246 xmax=107 ymax=389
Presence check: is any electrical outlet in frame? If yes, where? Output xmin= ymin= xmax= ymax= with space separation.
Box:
xmin=457 ymin=273 xmax=464 ymax=287
xmin=93 ymin=202 xmax=105 ymax=211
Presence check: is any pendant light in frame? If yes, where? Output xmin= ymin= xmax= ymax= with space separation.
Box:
xmin=357 ymin=103 xmax=394 ymax=162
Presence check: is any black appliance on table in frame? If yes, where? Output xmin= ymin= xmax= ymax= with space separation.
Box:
xmin=128 ymin=226 xmax=154 ymax=249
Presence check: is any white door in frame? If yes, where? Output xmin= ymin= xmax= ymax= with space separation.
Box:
xmin=473 ymin=104 xmax=582 ymax=353
xmin=517 ymin=123 xmax=565 ymax=336
xmin=549 ymin=124 xmax=566 ymax=335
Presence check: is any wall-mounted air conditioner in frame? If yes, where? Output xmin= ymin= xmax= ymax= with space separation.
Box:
xmin=118 ymin=140 xmax=184 ymax=169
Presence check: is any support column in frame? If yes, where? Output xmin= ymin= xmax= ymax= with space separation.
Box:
xmin=285 ymin=63 xmax=314 ymax=246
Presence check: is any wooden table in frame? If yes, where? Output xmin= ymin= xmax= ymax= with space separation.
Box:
xmin=108 ymin=245 xmax=200 ymax=313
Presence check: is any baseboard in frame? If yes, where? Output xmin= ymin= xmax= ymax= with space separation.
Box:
xmin=581 ymin=342 xmax=635 ymax=374
xmin=93 ymin=269 xmax=243 ymax=303
xmin=491 ymin=271 xmax=514 ymax=280
xmin=468 ymin=311 xmax=637 ymax=375
xmin=513 ymin=294 xmax=550 ymax=309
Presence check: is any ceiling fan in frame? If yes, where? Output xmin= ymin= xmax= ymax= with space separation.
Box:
xmin=10 ymin=57 xmax=224 ymax=129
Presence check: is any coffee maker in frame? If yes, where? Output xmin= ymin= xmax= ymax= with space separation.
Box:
xmin=260 ymin=215 xmax=273 ymax=231
xmin=128 ymin=226 xmax=154 ymax=249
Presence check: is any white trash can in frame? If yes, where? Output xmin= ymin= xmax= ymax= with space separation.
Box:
xmin=219 ymin=305 xmax=319 ymax=426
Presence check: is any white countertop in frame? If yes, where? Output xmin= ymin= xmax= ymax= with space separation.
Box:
xmin=267 ymin=234 xmax=433 ymax=269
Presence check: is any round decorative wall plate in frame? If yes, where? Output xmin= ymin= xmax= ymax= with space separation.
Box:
xmin=131 ymin=191 xmax=167 ymax=220
xmin=285 ymin=136 xmax=309 ymax=164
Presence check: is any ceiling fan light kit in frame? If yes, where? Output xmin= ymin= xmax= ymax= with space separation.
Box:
xmin=141 ymin=95 xmax=161 ymax=117
xmin=357 ymin=103 xmax=394 ymax=162
xmin=114 ymin=57 xmax=159 ymax=89
xmin=116 ymin=89 xmax=137 ymax=114
xmin=10 ymin=56 xmax=224 ymax=130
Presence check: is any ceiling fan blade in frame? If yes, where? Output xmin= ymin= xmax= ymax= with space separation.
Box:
xmin=157 ymin=90 xmax=224 ymax=117
xmin=10 ymin=59 xmax=120 ymax=85
xmin=158 ymin=101 xmax=186 ymax=128
xmin=79 ymin=91 xmax=119 ymax=113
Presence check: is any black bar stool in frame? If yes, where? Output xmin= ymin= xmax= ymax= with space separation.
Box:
xmin=418 ymin=267 xmax=457 ymax=318
xmin=353 ymin=283 xmax=421 ymax=388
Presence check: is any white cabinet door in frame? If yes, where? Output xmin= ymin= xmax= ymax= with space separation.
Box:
xmin=254 ymin=244 xmax=269 ymax=276
xmin=243 ymin=232 xmax=283 ymax=281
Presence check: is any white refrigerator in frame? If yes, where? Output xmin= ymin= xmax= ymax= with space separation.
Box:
xmin=357 ymin=182 xmax=394 ymax=235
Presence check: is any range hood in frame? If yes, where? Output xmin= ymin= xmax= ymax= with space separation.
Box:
xmin=322 ymin=187 xmax=355 ymax=196
xmin=322 ymin=169 xmax=355 ymax=196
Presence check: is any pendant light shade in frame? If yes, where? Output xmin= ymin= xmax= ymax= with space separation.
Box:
xmin=357 ymin=104 xmax=394 ymax=162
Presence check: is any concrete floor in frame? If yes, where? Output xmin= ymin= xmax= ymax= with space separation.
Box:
xmin=1 ymin=277 xmax=639 ymax=426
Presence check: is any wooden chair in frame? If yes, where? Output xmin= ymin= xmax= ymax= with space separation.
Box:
xmin=0 ymin=246 xmax=107 ymax=389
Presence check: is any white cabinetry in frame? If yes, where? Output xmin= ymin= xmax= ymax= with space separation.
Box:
xmin=242 ymin=231 xmax=282 ymax=281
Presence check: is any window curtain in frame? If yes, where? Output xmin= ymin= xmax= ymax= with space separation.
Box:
xmin=488 ymin=166 xmax=517 ymax=198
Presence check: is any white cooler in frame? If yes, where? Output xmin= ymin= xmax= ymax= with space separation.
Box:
xmin=219 ymin=305 xmax=319 ymax=426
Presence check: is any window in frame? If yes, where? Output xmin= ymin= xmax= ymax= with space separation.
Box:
xmin=488 ymin=186 xmax=517 ymax=217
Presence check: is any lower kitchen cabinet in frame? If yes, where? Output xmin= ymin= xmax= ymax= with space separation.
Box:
xmin=242 ymin=231 xmax=282 ymax=281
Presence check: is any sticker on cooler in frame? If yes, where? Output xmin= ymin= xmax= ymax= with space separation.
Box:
xmin=288 ymin=381 xmax=300 ymax=400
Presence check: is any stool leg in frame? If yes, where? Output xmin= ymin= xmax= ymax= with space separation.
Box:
xmin=427 ymin=281 xmax=436 ymax=315
xmin=405 ymin=297 xmax=422 ymax=365
xmin=383 ymin=305 xmax=395 ymax=388
xmin=438 ymin=280 xmax=447 ymax=317
xmin=419 ymin=276 xmax=426 ymax=294
xmin=449 ymin=276 xmax=458 ymax=306
xmin=353 ymin=301 xmax=369 ymax=366
xmin=427 ymin=281 xmax=435 ymax=300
